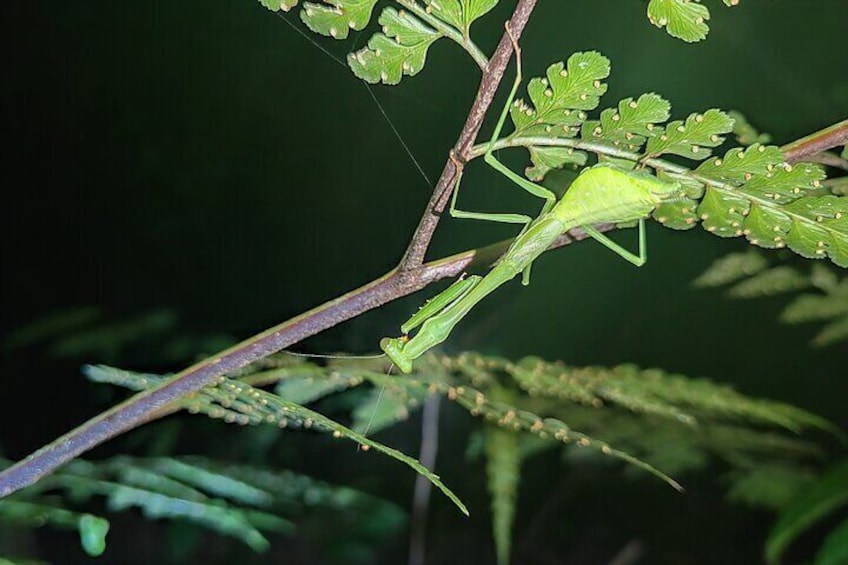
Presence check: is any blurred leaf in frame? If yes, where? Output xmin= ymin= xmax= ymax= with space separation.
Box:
xmin=816 ymin=518 xmax=848 ymax=565
xmin=694 ymin=250 xmax=769 ymax=287
xmin=766 ymin=460 xmax=848 ymax=564
xmin=485 ymin=424 xmax=520 ymax=565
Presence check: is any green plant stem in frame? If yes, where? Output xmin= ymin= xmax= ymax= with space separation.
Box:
xmin=473 ymin=122 xmax=847 ymax=242
xmin=397 ymin=0 xmax=489 ymax=70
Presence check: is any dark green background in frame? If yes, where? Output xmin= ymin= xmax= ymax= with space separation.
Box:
xmin=3 ymin=1 xmax=847 ymax=563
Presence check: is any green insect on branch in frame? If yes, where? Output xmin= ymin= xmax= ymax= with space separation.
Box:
xmin=381 ymin=31 xmax=683 ymax=374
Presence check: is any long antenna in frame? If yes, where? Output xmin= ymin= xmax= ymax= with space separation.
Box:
xmin=275 ymin=11 xmax=433 ymax=189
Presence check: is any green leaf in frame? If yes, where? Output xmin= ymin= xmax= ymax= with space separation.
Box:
xmin=693 ymin=250 xmax=769 ymax=287
xmin=816 ymin=518 xmax=848 ymax=565
xmin=347 ymin=7 xmax=442 ymax=84
xmin=351 ymin=384 xmax=427 ymax=435
xmin=524 ymin=146 xmax=587 ymax=181
xmin=813 ymin=316 xmax=848 ymax=347
xmin=726 ymin=465 xmax=815 ymax=510
xmin=258 ymin=0 xmax=300 ymax=12
xmin=728 ymin=110 xmax=772 ymax=146
xmin=266 ymin=393 xmax=469 ymax=515
xmin=695 ymin=144 xmax=785 ymax=184
xmin=274 ymin=368 xmax=358 ymax=405
xmin=645 ymin=109 xmax=734 ymax=159
xmin=582 ymin=93 xmax=671 ymax=152
xmin=300 ymin=0 xmax=379 ymax=40
xmin=509 ymin=52 xmax=610 ymax=139
xmin=506 ymin=52 xmax=609 ymax=180
xmin=766 ymin=460 xmax=848 ymax=564
xmin=485 ymin=425 xmax=521 ymax=565
xmin=425 ymin=0 xmax=499 ymax=35
xmin=684 ymin=144 xmax=845 ymax=265
xmin=445 ymin=379 xmax=684 ymax=491
xmin=781 ymin=196 xmax=848 ymax=267
xmin=653 ymin=196 xmax=700 ymax=230
xmin=647 ymin=0 xmax=711 ymax=43
xmin=727 ymin=266 xmax=810 ymax=298
xmin=781 ymin=286 xmax=848 ymax=323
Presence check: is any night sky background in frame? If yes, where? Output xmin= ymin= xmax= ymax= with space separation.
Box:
xmin=2 ymin=1 xmax=847 ymax=563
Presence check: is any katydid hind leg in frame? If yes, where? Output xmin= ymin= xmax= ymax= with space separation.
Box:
xmin=581 ymin=219 xmax=647 ymax=267
xmin=449 ymin=162 xmax=533 ymax=225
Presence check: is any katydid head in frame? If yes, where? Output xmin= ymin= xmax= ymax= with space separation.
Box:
xmin=380 ymin=337 xmax=413 ymax=374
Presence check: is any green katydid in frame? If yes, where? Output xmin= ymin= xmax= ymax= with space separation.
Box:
xmin=380 ymin=27 xmax=682 ymax=374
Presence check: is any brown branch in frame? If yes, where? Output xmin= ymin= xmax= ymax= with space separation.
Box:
xmin=0 ymin=225 xmax=602 ymax=498
xmin=782 ymin=118 xmax=848 ymax=163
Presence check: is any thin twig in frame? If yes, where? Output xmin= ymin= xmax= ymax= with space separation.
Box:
xmin=781 ymin=118 xmax=848 ymax=164
xmin=398 ymin=0 xmax=538 ymax=270
xmin=0 ymin=225 xmax=597 ymax=497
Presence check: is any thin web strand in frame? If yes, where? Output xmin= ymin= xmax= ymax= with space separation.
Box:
xmin=275 ymin=11 xmax=432 ymax=189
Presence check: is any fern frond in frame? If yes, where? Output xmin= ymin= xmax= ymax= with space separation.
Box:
xmin=346 ymin=7 xmax=441 ymax=84
xmin=85 ymin=365 xmax=469 ymax=516
xmin=260 ymin=0 xmax=493 ymax=84
xmin=442 ymin=379 xmax=684 ymax=490
xmin=727 ymin=266 xmax=811 ymax=298
xmin=647 ymin=0 xmax=710 ymax=43
xmin=485 ymin=424 xmax=520 ymax=565
xmin=505 ymin=52 xmax=610 ymax=177
xmin=423 ymin=0 xmax=499 ymax=36
xmin=667 ymin=144 xmax=846 ymax=266
xmin=300 ymin=0 xmax=379 ymax=40
xmin=510 ymin=52 xmax=609 ymax=136
xmin=478 ymin=50 xmax=844 ymax=267
xmin=728 ymin=110 xmax=772 ymax=146
xmin=696 ymin=251 xmax=848 ymax=346
xmin=645 ymin=109 xmax=734 ymax=159
xmin=726 ymin=464 xmax=815 ymax=510
xmin=3 ymin=454 xmax=405 ymax=556
xmin=693 ymin=249 xmax=769 ymax=287
xmin=508 ymin=358 xmax=834 ymax=435
xmin=646 ymin=0 xmax=741 ymax=43
xmin=581 ymin=93 xmax=670 ymax=153
xmin=766 ymin=460 xmax=848 ymax=565
xmin=259 ymin=0 xmax=300 ymax=12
